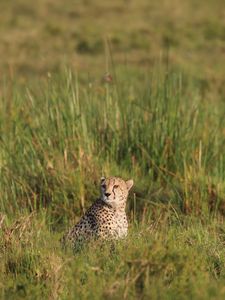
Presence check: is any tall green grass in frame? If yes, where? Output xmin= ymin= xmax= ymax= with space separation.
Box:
xmin=0 ymin=66 xmax=225 ymax=299
xmin=1 ymin=67 xmax=224 ymax=218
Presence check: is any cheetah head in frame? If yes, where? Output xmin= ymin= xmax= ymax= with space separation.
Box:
xmin=100 ymin=176 xmax=133 ymax=210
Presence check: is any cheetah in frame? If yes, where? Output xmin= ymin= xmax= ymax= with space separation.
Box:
xmin=62 ymin=176 xmax=133 ymax=248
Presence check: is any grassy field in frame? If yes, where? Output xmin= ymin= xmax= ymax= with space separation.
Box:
xmin=0 ymin=0 xmax=225 ymax=299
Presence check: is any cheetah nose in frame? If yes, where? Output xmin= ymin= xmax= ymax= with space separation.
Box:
xmin=105 ymin=192 xmax=111 ymax=197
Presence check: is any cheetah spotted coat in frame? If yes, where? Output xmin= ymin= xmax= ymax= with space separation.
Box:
xmin=62 ymin=176 xmax=133 ymax=247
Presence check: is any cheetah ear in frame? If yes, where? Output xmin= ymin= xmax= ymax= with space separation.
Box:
xmin=101 ymin=177 xmax=106 ymax=183
xmin=126 ymin=179 xmax=133 ymax=191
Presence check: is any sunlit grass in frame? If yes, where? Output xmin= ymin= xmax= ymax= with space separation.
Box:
xmin=0 ymin=64 xmax=225 ymax=298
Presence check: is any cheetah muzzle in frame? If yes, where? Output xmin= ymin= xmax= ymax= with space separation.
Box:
xmin=62 ymin=176 xmax=133 ymax=248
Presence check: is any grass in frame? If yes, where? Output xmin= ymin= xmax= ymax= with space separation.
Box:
xmin=0 ymin=0 xmax=225 ymax=85
xmin=0 ymin=0 xmax=225 ymax=299
xmin=0 ymin=64 xmax=225 ymax=299
xmin=2 ymin=213 xmax=225 ymax=299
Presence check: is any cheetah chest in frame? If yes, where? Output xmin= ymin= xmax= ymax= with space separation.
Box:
xmin=114 ymin=212 xmax=128 ymax=238
xmin=100 ymin=211 xmax=128 ymax=239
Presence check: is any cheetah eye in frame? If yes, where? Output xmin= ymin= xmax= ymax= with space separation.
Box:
xmin=114 ymin=185 xmax=119 ymax=189
xmin=101 ymin=184 xmax=106 ymax=189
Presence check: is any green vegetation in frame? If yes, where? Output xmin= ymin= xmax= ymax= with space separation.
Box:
xmin=0 ymin=0 xmax=225 ymax=299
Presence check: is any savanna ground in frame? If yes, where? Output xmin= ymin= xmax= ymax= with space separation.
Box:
xmin=0 ymin=0 xmax=225 ymax=299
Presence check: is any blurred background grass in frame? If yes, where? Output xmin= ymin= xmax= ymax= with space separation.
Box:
xmin=1 ymin=0 xmax=225 ymax=299
xmin=0 ymin=0 xmax=224 ymax=88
